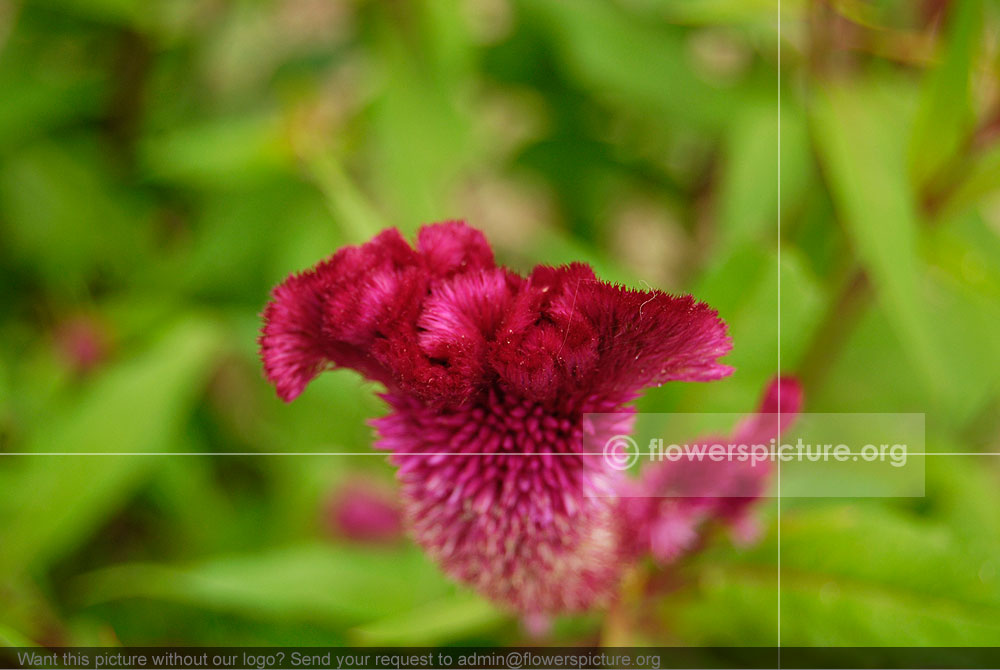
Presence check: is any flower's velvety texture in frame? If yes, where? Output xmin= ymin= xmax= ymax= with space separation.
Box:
xmin=261 ymin=221 xmax=782 ymax=614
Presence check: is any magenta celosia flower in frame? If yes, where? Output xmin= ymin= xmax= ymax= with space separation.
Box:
xmin=327 ymin=480 xmax=403 ymax=544
xmin=260 ymin=221 xmax=739 ymax=614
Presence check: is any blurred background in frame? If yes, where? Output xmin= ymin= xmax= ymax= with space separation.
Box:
xmin=1 ymin=0 xmax=999 ymax=651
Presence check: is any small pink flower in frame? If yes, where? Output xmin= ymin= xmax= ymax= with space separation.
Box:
xmin=327 ymin=480 xmax=403 ymax=544
xmin=55 ymin=315 xmax=110 ymax=374
xmin=621 ymin=377 xmax=803 ymax=564
xmin=260 ymin=221 xmax=737 ymax=614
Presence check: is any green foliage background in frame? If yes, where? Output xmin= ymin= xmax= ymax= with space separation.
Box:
xmin=1 ymin=0 xmax=999 ymax=650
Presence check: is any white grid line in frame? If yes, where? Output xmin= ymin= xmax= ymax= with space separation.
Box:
xmin=0 ymin=452 xmax=993 ymax=456
xmin=777 ymin=0 xmax=783 ymax=659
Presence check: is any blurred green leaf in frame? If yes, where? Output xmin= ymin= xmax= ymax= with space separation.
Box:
xmin=0 ymin=141 xmax=151 ymax=292
xmin=140 ymin=114 xmax=291 ymax=188
xmin=920 ymin=265 xmax=1000 ymax=426
xmin=925 ymin=210 xmax=1000 ymax=303
xmin=777 ymin=506 xmax=1000 ymax=609
xmin=909 ymin=0 xmax=984 ymax=187
xmin=810 ymin=305 xmax=927 ymax=413
xmin=350 ymin=593 xmax=506 ymax=645
xmin=370 ymin=0 xmax=476 ymax=225
xmin=938 ymin=141 xmax=1000 ymax=218
xmin=671 ymin=504 xmax=1000 ymax=645
xmin=522 ymin=0 xmax=733 ymax=133
xmin=0 ymin=577 xmax=68 ymax=647
xmin=29 ymin=0 xmax=144 ymax=26
xmin=716 ymin=101 xmax=812 ymax=254
xmin=145 ymin=448 xmax=248 ymax=558
xmin=927 ymin=453 xmax=1000 ymax=556
xmin=75 ymin=544 xmax=454 ymax=627
xmin=0 ymin=319 xmax=223 ymax=576
xmin=162 ymin=181 xmax=339 ymax=299
xmin=306 ymin=153 xmax=385 ymax=244
xmin=0 ymin=623 xmax=38 ymax=647
xmin=811 ymin=81 xmax=952 ymax=409
xmin=655 ymin=0 xmax=804 ymax=25
xmin=0 ymin=69 xmax=105 ymax=151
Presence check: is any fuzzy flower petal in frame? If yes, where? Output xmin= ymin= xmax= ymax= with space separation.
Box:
xmin=259 ymin=229 xmax=421 ymax=401
xmin=416 ymin=220 xmax=495 ymax=276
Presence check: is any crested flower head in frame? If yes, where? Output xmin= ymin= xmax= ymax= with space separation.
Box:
xmin=260 ymin=221 xmax=741 ymax=614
